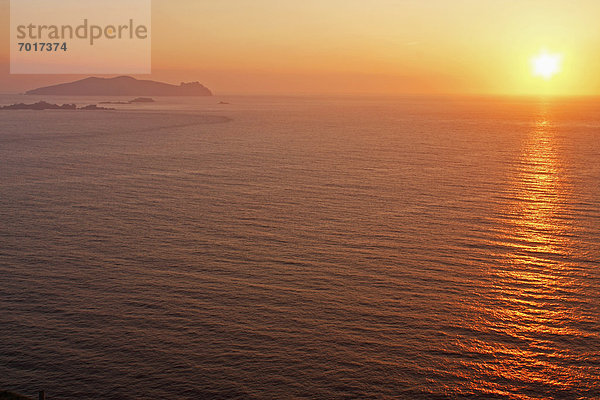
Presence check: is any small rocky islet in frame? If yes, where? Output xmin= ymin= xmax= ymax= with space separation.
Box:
xmin=1 ymin=96 xmax=161 ymax=110
xmin=0 ymin=101 xmax=115 ymax=111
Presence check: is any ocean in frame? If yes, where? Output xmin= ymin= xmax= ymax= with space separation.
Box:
xmin=1 ymin=95 xmax=599 ymax=399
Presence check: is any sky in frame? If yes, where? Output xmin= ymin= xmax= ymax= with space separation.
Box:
xmin=2 ymin=0 xmax=600 ymax=95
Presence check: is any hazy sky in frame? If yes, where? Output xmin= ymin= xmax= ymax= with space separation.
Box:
xmin=2 ymin=0 xmax=600 ymax=95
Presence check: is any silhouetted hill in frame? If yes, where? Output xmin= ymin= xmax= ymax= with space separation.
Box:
xmin=26 ymin=76 xmax=212 ymax=96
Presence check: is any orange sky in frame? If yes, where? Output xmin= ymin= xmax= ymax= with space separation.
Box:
xmin=2 ymin=0 xmax=600 ymax=95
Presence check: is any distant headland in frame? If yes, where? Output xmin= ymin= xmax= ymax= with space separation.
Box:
xmin=25 ymin=76 xmax=213 ymax=96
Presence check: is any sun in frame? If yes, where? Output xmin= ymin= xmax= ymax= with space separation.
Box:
xmin=531 ymin=51 xmax=562 ymax=80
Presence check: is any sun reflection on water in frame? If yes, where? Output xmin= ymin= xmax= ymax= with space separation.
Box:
xmin=457 ymin=104 xmax=598 ymax=398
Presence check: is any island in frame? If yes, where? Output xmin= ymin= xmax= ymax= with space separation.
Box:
xmin=100 ymin=97 xmax=156 ymax=105
xmin=25 ymin=76 xmax=213 ymax=96
xmin=0 ymin=101 xmax=114 ymax=111
xmin=130 ymin=97 xmax=155 ymax=103
xmin=79 ymin=104 xmax=115 ymax=111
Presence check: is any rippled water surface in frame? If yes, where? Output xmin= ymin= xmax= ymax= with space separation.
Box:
xmin=1 ymin=96 xmax=599 ymax=399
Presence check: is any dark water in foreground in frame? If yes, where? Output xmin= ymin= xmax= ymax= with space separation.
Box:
xmin=1 ymin=96 xmax=599 ymax=399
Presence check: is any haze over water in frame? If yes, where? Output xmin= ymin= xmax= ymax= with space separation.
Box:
xmin=0 ymin=96 xmax=599 ymax=399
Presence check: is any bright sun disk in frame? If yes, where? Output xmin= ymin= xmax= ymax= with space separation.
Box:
xmin=532 ymin=51 xmax=562 ymax=80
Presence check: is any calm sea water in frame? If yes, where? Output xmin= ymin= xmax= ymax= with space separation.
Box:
xmin=1 ymin=95 xmax=599 ymax=399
